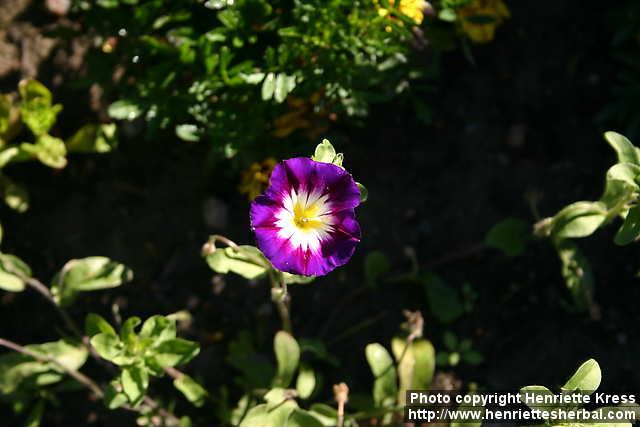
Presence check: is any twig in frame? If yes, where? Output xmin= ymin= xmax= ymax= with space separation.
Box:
xmin=0 ymin=337 xmax=104 ymax=398
xmin=23 ymin=276 xmax=82 ymax=337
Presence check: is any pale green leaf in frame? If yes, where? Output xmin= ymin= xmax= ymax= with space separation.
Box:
xmin=272 ymin=331 xmax=300 ymax=388
xmin=365 ymin=343 xmax=397 ymax=408
xmin=615 ymin=204 xmax=640 ymax=245
xmin=562 ymin=359 xmax=601 ymax=393
xmin=121 ymin=365 xmax=149 ymax=406
xmin=174 ymin=374 xmax=208 ymax=407
xmin=604 ymin=131 xmax=640 ymax=165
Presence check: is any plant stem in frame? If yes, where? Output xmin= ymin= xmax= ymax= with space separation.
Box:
xmin=0 ymin=337 xmax=104 ymax=398
xmin=23 ymin=276 xmax=82 ymax=337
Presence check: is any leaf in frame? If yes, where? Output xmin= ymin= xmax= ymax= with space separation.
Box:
xmin=604 ymin=131 xmax=640 ymax=165
xmin=485 ymin=218 xmax=530 ymax=256
xmin=556 ymin=241 xmax=594 ymax=310
xmin=175 ymin=124 xmax=200 ymax=142
xmin=391 ymin=337 xmax=435 ymax=404
xmin=0 ymin=174 xmax=29 ymax=212
xmin=364 ymin=251 xmax=390 ymax=284
xmin=139 ymin=315 xmax=176 ymax=344
xmin=274 ymin=73 xmax=296 ymax=103
xmin=240 ymin=401 xmax=298 ymax=427
xmin=562 ymin=359 xmax=601 ymax=393
xmin=261 ymin=73 xmax=276 ymax=101
xmin=205 ymin=245 xmax=268 ymax=279
xmin=423 ymin=273 xmax=464 ymax=324
xmin=152 ymin=338 xmax=200 ymax=367
xmin=120 ymin=316 xmax=141 ymax=348
xmin=0 ymin=95 xmax=11 ymax=135
xmin=103 ymin=381 xmax=128 ymax=409
xmin=287 ymin=409 xmax=325 ymax=427
xmin=240 ymin=72 xmax=266 ymax=84
xmin=66 ymin=124 xmax=118 ymax=153
xmin=0 ymin=340 xmax=88 ymax=394
xmin=282 ymin=272 xmax=315 ymax=285
xmin=90 ymin=333 xmax=122 ymax=362
xmin=307 ymin=404 xmax=339 ymax=426
xmin=174 ymin=374 xmax=208 ymax=407
xmin=51 ymin=257 xmax=133 ymax=307
xmin=312 ymin=140 xmax=336 ymax=163
xmin=365 ymin=343 xmax=397 ymax=408
xmin=272 ymin=331 xmax=300 ymax=388
xmin=20 ymin=134 xmax=67 ymax=169
xmin=121 ymin=365 xmax=149 ymax=406
xmin=615 ymin=204 xmax=640 ymax=245
xmin=550 ymin=201 xmax=608 ymax=239
xmin=600 ymin=179 xmax=636 ymax=209
xmin=0 ymin=253 xmax=31 ymax=292
xmin=108 ymin=100 xmax=143 ymax=121
xmin=295 ymin=363 xmax=316 ymax=399
xmin=19 ymin=79 xmax=62 ymax=136
xmin=519 ymin=385 xmax=557 ymax=412
xmin=24 ymin=400 xmax=44 ymax=427
xmin=356 ymin=182 xmax=368 ymax=202
xmin=606 ymin=163 xmax=640 ymax=189
xmin=85 ymin=313 xmax=117 ymax=338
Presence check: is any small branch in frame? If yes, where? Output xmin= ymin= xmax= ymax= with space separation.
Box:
xmin=22 ymin=276 xmax=82 ymax=337
xmin=0 ymin=337 xmax=103 ymax=398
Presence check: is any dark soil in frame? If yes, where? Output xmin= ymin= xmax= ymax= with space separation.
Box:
xmin=1 ymin=0 xmax=639 ymax=426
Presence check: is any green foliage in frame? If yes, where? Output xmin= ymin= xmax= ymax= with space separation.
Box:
xmin=0 ymin=80 xmax=118 ymax=212
xmin=435 ymin=331 xmax=483 ymax=367
xmin=0 ymin=340 xmax=87 ymax=397
xmin=485 ymin=217 xmax=530 ymax=256
xmin=391 ymin=337 xmax=435 ymax=404
xmin=88 ymin=314 xmax=200 ymax=407
xmin=79 ymin=0 xmax=438 ymax=156
xmin=272 ymin=331 xmax=300 ymax=388
xmin=365 ymin=343 xmax=397 ymax=408
xmin=520 ymin=359 xmax=638 ymax=426
xmin=422 ymin=273 xmax=465 ymax=324
xmin=51 ymin=257 xmax=133 ymax=307
xmin=535 ymin=131 xmax=640 ymax=307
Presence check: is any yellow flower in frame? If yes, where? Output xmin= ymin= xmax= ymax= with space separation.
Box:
xmin=377 ymin=0 xmax=427 ymax=25
xmin=458 ymin=0 xmax=510 ymax=44
xmin=238 ymin=158 xmax=278 ymax=201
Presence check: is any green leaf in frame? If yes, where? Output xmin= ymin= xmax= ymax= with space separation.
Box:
xmin=19 ymin=79 xmax=62 ymax=136
xmin=519 ymin=385 xmax=557 ymax=412
xmin=103 ymin=381 xmax=128 ymax=409
xmin=0 ymin=340 xmax=88 ymax=394
xmin=287 ymin=409 xmax=325 ymax=427
xmin=0 ymin=95 xmax=11 ymax=136
xmin=438 ymin=8 xmax=457 ymax=22
xmin=240 ymin=72 xmax=266 ymax=84
xmin=152 ymin=338 xmax=200 ymax=367
xmin=562 ymin=359 xmax=601 ymax=393
xmin=282 ymin=272 xmax=315 ymax=285
xmin=90 ymin=333 xmax=122 ymax=362
xmin=121 ymin=365 xmax=149 ymax=406
xmin=274 ymin=73 xmax=296 ymax=103
xmin=356 ymin=182 xmax=368 ymax=202
xmin=24 ymin=399 xmax=44 ymax=427
xmin=0 ymin=147 xmax=20 ymax=168
xmin=66 ymin=124 xmax=118 ymax=153
xmin=295 ymin=363 xmax=316 ymax=399
xmin=174 ymin=374 xmax=208 ymax=407
xmin=604 ymin=131 xmax=640 ymax=165
xmin=85 ymin=313 xmax=117 ymax=338
xmin=0 ymin=174 xmax=29 ymax=212
xmin=0 ymin=253 xmax=31 ymax=292
xmin=108 ymin=100 xmax=143 ymax=121
xmin=205 ymin=245 xmax=268 ymax=279
xmin=391 ymin=337 xmax=435 ymax=404
xmin=606 ymin=163 xmax=640 ymax=189
xmin=175 ymin=124 xmax=200 ymax=142
xmin=556 ymin=241 xmax=594 ymax=310
xmin=423 ymin=273 xmax=464 ymax=324
xmin=51 ymin=257 xmax=133 ymax=307
xmin=365 ymin=343 xmax=397 ymax=408
xmin=239 ymin=401 xmax=298 ymax=427
xmin=307 ymin=404 xmax=339 ymax=426
xmin=615 ymin=204 xmax=640 ymax=245
xmin=218 ymin=9 xmax=241 ymax=28
xmin=120 ymin=316 xmax=141 ymax=348
xmin=261 ymin=73 xmax=276 ymax=101
xmin=20 ymin=134 xmax=67 ymax=169
xmin=485 ymin=218 xmax=530 ymax=256
xmin=272 ymin=331 xmax=300 ymax=388
xmin=600 ymin=179 xmax=636 ymax=210
xmin=311 ymin=139 xmax=343 ymax=166
xmin=139 ymin=315 xmax=176 ymax=344
xmin=550 ymin=201 xmax=608 ymax=239
xmin=364 ymin=251 xmax=390 ymax=284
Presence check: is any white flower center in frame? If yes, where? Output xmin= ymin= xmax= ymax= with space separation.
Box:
xmin=274 ymin=188 xmax=334 ymax=251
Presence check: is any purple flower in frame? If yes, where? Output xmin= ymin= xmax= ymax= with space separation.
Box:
xmin=250 ymin=157 xmax=361 ymax=276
